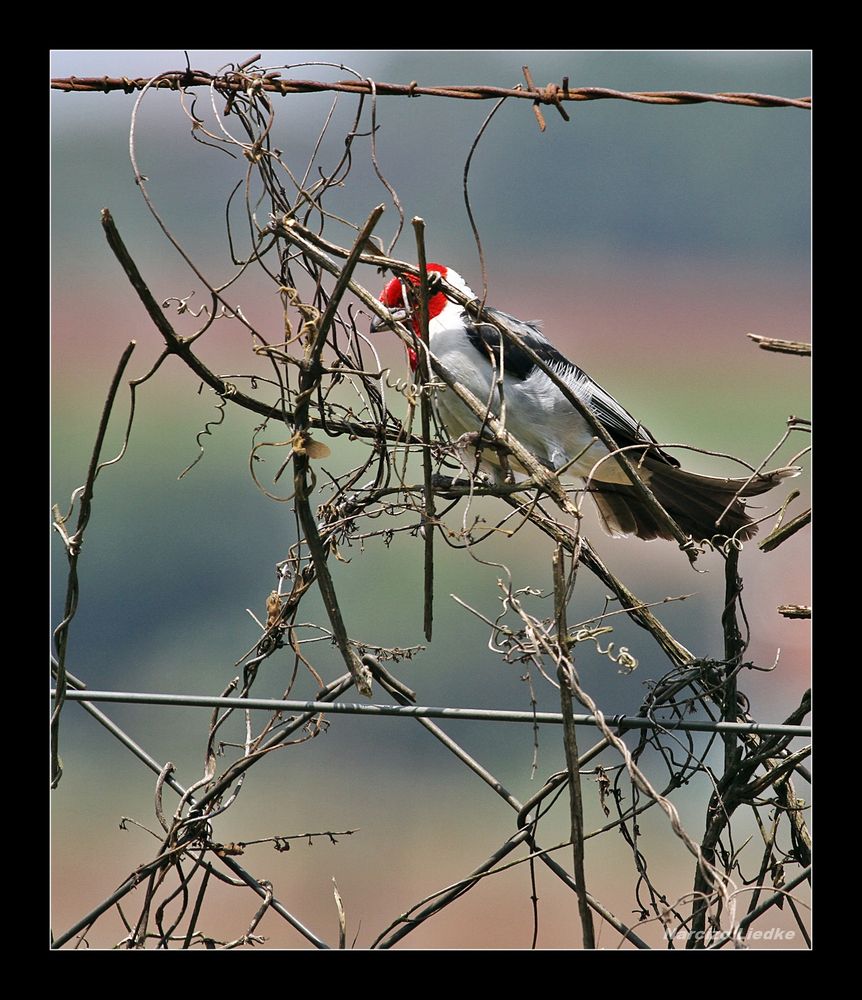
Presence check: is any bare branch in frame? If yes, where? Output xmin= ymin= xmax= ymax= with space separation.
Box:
xmin=747 ymin=333 xmax=812 ymax=356
xmin=553 ymin=544 xmax=596 ymax=948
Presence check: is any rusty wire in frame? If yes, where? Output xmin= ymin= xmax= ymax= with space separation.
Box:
xmin=50 ymin=70 xmax=812 ymax=112
xmin=51 ymin=57 xmax=811 ymax=950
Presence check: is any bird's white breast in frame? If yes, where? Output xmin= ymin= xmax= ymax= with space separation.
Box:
xmin=429 ymin=318 xmax=630 ymax=483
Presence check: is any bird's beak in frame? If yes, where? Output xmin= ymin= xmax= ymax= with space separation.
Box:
xmin=370 ymin=307 xmax=409 ymax=333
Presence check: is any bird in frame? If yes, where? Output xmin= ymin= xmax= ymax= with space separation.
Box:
xmin=371 ymin=263 xmax=796 ymax=542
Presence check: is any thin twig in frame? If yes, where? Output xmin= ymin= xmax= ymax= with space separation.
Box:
xmin=51 ymin=339 xmax=137 ymax=787
xmin=759 ymin=508 xmax=811 ymax=552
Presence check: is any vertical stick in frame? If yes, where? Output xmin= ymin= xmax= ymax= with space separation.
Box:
xmin=291 ymin=205 xmax=385 ymax=696
xmin=412 ymin=218 xmax=436 ymax=641
xmin=553 ymin=544 xmax=596 ymax=949
xmin=51 ymin=339 xmax=137 ymax=787
xmin=722 ymin=545 xmax=743 ymax=772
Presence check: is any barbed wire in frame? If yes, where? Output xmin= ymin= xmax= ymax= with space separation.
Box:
xmin=50 ymin=70 xmax=812 ymax=112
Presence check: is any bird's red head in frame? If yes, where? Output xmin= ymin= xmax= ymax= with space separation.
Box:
xmin=376 ymin=263 xmax=451 ymax=370
xmin=378 ymin=262 xmax=450 ymax=318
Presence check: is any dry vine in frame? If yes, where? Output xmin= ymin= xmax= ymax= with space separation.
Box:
xmin=51 ymin=55 xmax=811 ymax=950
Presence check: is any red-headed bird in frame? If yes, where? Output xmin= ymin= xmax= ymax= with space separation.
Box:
xmin=372 ymin=263 xmax=796 ymax=542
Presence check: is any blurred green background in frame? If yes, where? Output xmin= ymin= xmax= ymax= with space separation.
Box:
xmin=51 ymin=50 xmax=810 ymax=949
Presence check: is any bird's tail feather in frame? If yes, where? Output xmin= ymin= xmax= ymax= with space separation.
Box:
xmin=589 ymin=462 xmax=799 ymax=542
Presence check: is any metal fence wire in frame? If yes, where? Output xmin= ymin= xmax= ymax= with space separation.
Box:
xmin=50 ymin=54 xmax=811 ymax=950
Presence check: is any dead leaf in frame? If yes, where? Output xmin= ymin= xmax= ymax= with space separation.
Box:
xmin=292 ymin=430 xmax=331 ymax=459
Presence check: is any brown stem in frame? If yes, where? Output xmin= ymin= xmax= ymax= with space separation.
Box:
xmin=553 ymin=545 xmax=596 ymax=949
xmin=412 ymin=218 xmax=436 ymax=641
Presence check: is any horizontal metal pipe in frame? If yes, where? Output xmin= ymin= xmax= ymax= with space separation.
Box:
xmin=53 ymin=689 xmax=810 ymax=738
